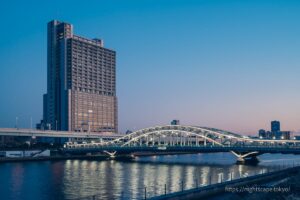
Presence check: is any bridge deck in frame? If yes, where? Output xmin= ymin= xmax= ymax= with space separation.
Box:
xmin=0 ymin=128 xmax=123 ymax=139
xmin=62 ymin=145 xmax=300 ymax=155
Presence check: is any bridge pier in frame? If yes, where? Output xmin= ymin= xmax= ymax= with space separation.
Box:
xmin=230 ymin=151 xmax=259 ymax=164
xmin=236 ymin=156 xmax=259 ymax=165
xmin=103 ymin=151 xmax=117 ymax=159
xmin=103 ymin=151 xmax=135 ymax=160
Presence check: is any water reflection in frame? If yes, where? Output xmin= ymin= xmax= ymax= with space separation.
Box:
xmin=11 ymin=164 xmax=24 ymax=198
xmin=1 ymin=153 xmax=300 ymax=200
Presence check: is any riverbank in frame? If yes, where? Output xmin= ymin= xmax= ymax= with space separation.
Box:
xmin=133 ymin=152 xmax=197 ymax=156
xmin=0 ymin=151 xmax=208 ymax=163
xmin=218 ymin=169 xmax=300 ymax=200
xmin=0 ymin=154 xmax=109 ymax=163
xmin=150 ymin=166 xmax=300 ymax=200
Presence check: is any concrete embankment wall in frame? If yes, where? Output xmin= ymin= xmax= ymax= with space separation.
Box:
xmin=150 ymin=166 xmax=300 ymax=200
xmin=133 ymin=152 xmax=196 ymax=156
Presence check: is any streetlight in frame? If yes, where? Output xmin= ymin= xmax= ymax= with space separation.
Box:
xmin=15 ymin=117 xmax=18 ymax=129
xmin=47 ymin=123 xmax=51 ymax=130
xmin=88 ymin=109 xmax=93 ymax=134
xmin=30 ymin=117 xmax=32 ymax=130
xmin=56 ymin=120 xmax=58 ymax=131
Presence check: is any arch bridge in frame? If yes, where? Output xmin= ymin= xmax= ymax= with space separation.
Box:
xmin=63 ymin=125 xmax=300 ymax=163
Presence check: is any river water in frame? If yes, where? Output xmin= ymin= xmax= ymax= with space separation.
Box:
xmin=1 ymin=153 xmax=300 ymax=200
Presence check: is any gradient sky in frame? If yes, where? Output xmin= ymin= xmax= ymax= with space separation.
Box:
xmin=0 ymin=0 xmax=300 ymax=135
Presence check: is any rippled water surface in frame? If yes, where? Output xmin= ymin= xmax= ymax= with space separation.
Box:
xmin=1 ymin=153 xmax=300 ymax=200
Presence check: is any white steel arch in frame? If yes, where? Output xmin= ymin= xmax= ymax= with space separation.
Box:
xmin=120 ymin=130 xmax=223 ymax=147
xmin=103 ymin=125 xmax=242 ymax=146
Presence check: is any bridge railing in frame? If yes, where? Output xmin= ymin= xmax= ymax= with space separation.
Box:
xmin=63 ymin=143 xmax=300 ymax=150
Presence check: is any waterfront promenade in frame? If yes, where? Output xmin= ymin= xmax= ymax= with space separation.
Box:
xmin=149 ymin=165 xmax=299 ymax=200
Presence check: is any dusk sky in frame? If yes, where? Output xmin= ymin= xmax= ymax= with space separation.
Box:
xmin=1 ymin=0 xmax=300 ymax=135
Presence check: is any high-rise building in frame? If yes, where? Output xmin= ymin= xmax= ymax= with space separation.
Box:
xmin=271 ymin=120 xmax=280 ymax=132
xmin=275 ymin=131 xmax=290 ymax=140
xmin=171 ymin=120 xmax=180 ymax=125
xmin=43 ymin=20 xmax=117 ymax=133
xmin=258 ymin=129 xmax=266 ymax=138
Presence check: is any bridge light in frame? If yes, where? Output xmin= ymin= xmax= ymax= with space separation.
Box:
xmin=281 ymin=136 xmax=284 ymax=140
xmin=259 ymin=136 xmax=263 ymax=139
xmin=273 ymin=136 xmax=276 ymax=140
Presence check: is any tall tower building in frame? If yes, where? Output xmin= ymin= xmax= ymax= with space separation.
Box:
xmin=43 ymin=20 xmax=117 ymax=133
xmin=271 ymin=120 xmax=280 ymax=132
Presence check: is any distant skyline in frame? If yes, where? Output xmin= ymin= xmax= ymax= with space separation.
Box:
xmin=1 ymin=0 xmax=300 ymax=134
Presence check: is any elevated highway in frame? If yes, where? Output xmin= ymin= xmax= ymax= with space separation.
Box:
xmin=0 ymin=128 xmax=123 ymax=140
